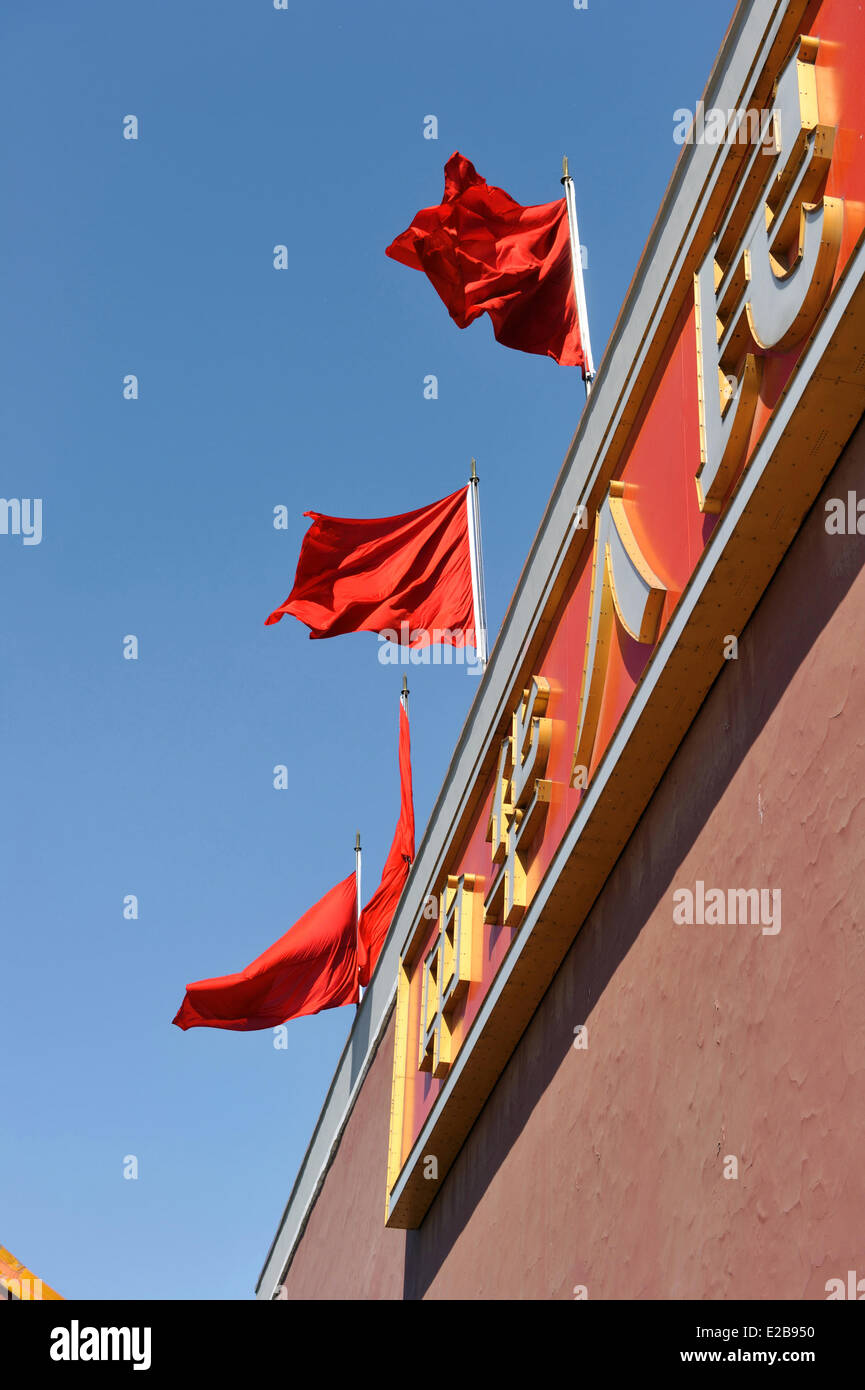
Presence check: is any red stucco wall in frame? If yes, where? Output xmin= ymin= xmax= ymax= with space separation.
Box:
xmin=279 ymin=414 xmax=865 ymax=1300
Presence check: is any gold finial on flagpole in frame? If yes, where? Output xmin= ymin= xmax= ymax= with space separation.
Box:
xmin=470 ymin=457 xmax=478 ymax=480
xmin=562 ymin=155 xmax=569 ymax=183
xmin=402 ymin=674 xmax=408 ymax=697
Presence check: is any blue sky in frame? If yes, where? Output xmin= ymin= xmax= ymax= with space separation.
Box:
xmin=0 ymin=1 xmax=730 ymax=1299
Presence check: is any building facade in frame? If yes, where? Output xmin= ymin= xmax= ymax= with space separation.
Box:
xmin=258 ymin=0 xmax=865 ymax=1300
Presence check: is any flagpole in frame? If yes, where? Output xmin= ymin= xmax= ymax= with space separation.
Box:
xmin=401 ymin=673 xmax=409 ymax=717
xmin=561 ymin=156 xmax=595 ymax=399
xmin=468 ymin=459 xmax=489 ymax=671
xmin=355 ymin=829 xmax=362 ymax=1007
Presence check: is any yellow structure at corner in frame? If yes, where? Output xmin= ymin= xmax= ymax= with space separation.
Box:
xmin=0 ymin=1244 xmax=63 ymax=1301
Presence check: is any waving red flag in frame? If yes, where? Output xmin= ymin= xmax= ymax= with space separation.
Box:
xmin=265 ymin=484 xmax=476 ymax=649
xmin=172 ymin=873 xmax=358 ymax=1032
xmin=387 ymin=151 xmax=584 ymax=369
xmin=358 ymin=699 xmax=415 ymax=986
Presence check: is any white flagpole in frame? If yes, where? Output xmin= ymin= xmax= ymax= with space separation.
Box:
xmin=355 ymin=829 xmax=362 ymax=1006
xmin=467 ymin=459 xmax=489 ymax=670
xmin=401 ymin=673 xmax=409 ymax=717
xmin=561 ymin=155 xmax=595 ymax=399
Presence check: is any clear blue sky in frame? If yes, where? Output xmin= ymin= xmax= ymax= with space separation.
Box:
xmin=0 ymin=1 xmax=731 ymax=1299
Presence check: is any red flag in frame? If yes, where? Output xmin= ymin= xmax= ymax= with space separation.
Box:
xmin=265 ymin=484 xmax=476 ymax=648
xmin=172 ymin=873 xmax=358 ymax=1032
xmin=358 ymin=701 xmax=415 ymax=986
xmin=386 ymin=151 xmax=584 ymax=370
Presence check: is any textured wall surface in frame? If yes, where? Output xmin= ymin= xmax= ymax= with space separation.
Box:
xmin=277 ymin=1021 xmax=407 ymax=1299
xmin=279 ymin=414 xmax=865 ymax=1300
